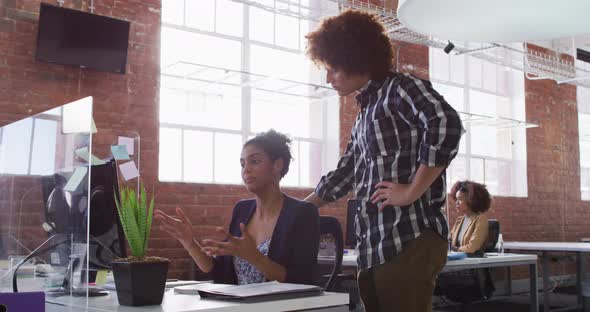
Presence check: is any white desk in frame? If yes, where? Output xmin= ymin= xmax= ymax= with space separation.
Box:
xmin=504 ymin=241 xmax=590 ymax=312
xmin=319 ymin=250 xmax=538 ymax=271
xmin=442 ymin=253 xmax=538 ymax=273
xmin=505 ymin=242 xmax=590 ymax=253
xmin=319 ymin=251 xmax=539 ymax=312
xmin=45 ymin=289 xmax=349 ymax=312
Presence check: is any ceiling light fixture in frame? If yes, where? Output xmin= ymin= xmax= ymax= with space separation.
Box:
xmin=397 ymin=0 xmax=590 ymax=42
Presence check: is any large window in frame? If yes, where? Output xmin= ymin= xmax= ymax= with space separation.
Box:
xmin=0 ymin=109 xmax=59 ymax=175
xmin=159 ymin=0 xmax=339 ymax=187
xmin=579 ymin=86 xmax=590 ymax=200
xmin=430 ymin=45 xmax=528 ymax=197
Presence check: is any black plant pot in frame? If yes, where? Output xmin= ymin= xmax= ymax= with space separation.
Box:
xmin=111 ymin=260 xmax=169 ymax=306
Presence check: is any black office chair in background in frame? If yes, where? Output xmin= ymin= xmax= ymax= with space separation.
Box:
xmin=484 ymin=219 xmax=500 ymax=253
xmin=318 ymin=216 xmax=344 ymax=291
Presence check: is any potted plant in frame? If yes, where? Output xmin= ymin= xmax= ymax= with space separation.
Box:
xmin=112 ymin=184 xmax=169 ymax=306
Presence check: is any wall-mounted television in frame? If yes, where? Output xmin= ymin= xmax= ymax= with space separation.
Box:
xmin=36 ymin=3 xmax=130 ymax=74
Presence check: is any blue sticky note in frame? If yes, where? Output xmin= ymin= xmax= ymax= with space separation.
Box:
xmin=64 ymin=166 xmax=88 ymax=192
xmin=75 ymin=147 xmax=106 ymax=165
xmin=111 ymin=145 xmax=130 ymax=160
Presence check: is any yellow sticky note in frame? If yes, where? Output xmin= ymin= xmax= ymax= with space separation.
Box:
xmin=95 ymin=270 xmax=108 ymax=285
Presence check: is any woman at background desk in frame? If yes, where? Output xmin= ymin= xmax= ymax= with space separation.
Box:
xmin=437 ymin=181 xmax=494 ymax=302
xmin=155 ymin=130 xmax=320 ymax=285
xmin=449 ymin=180 xmax=492 ymax=254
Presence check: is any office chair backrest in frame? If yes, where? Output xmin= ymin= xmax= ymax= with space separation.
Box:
xmin=319 ymin=216 xmax=344 ymax=291
xmin=484 ymin=219 xmax=500 ymax=253
xmin=346 ymin=200 xmax=356 ymax=247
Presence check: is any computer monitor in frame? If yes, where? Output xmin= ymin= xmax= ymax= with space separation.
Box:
xmin=41 ymin=159 xmax=126 ymax=270
xmin=345 ymin=200 xmax=356 ymax=247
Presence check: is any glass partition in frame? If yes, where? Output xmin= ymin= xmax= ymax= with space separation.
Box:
xmin=0 ymin=97 xmax=98 ymax=306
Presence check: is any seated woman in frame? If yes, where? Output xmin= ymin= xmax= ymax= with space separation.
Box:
xmin=155 ymin=130 xmax=320 ymax=285
xmin=449 ymin=180 xmax=492 ymax=254
xmin=436 ymin=180 xmax=494 ymax=302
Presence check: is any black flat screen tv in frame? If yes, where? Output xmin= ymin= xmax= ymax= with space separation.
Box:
xmin=36 ymin=3 xmax=130 ymax=74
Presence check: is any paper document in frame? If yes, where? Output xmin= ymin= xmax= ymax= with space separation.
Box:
xmin=119 ymin=161 xmax=139 ymax=180
xmin=165 ymin=280 xmax=210 ymax=288
xmin=197 ymin=281 xmax=322 ymax=301
xmin=174 ymin=282 xmax=229 ymax=294
xmin=117 ymin=136 xmax=134 ymax=155
xmin=64 ymin=167 xmax=88 ymax=192
xmin=110 ymin=145 xmax=130 ymax=160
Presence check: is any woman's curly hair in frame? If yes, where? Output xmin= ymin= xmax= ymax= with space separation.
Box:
xmin=305 ymin=10 xmax=394 ymax=80
xmin=451 ymin=180 xmax=492 ymax=214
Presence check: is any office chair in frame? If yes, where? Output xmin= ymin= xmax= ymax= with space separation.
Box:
xmin=318 ymin=216 xmax=344 ymax=291
xmin=484 ymin=219 xmax=500 ymax=253
xmin=346 ymin=199 xmax=357 ymax=247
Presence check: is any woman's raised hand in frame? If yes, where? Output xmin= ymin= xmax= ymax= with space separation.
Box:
xmin=154 ymin=207 xmax=195 ymax=249
xmin=201 ymin=223 xmax=260 ymax=263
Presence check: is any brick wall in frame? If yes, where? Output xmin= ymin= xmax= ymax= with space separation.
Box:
xmin=1 ymin=0 xmax=588 ymax=280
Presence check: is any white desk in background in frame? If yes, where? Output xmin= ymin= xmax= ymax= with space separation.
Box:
xmin=504 ymin=241 xmax=590 ymax=312
xmin=319 ymin=251 xmax=539 ymax=312
xmin=45 ymin=289 xmax=349 ymax=312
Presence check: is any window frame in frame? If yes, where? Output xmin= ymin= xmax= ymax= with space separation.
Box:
xmin=159 ymin=0 xmax=338 ymax=187
xmin=429 ymin=47 xmax=528 ymax=197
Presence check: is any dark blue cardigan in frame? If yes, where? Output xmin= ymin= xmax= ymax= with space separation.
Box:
xmin=211 ymin=195 xmax=320 ymax=285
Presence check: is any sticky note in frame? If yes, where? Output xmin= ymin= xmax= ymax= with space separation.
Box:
xmin=111 ymin=145 xmax=130 ymax=160
xmin=50 ymin=252 xmax=61 ymax=265
xmin=95 ymin=270 xmax=108 ymax=285
xmin=119 ymin=161 xmax=139 ymax=181
xmin=75 ymin=147 xmax=106 ymax=165
xmin=64 ymin=166 xmax=88 ymax=192
xmin=61 ymin=96 xmax=93 ymax=134
xmin=118 ymin=136 xmax=134 ymax=155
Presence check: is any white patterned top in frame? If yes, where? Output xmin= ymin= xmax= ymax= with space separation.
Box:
xmin=233 ymin=239 xmax=271 ymax=285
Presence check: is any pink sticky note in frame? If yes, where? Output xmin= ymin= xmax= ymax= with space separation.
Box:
xmin=119 ymin=161 xmax=139 ymax=181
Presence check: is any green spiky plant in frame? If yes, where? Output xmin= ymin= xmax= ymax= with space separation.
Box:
xmin=114 ymin=183 xmax=154 ymax=258
xmin=112 ymin=183 xmax=168 ymax=307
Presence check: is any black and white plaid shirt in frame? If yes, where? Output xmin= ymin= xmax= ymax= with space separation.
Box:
xmin=315 ymin=72 xmax=464 ymax=269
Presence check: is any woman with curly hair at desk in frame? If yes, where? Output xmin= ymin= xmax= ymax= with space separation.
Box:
xmin=436 ymin=180 xmax=495 ymax=304
xmin=448 ymin=180 xmax=492 ymax=254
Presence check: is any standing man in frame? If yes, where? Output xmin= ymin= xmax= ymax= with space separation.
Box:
xmin=304 ymin=10 xmax=464 ymax=312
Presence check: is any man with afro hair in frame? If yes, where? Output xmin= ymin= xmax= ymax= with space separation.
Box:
xmin=304 ymin=10 xmax=465 ymax=312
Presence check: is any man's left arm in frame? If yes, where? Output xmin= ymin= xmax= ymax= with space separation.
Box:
xmin=371 ymin=76 xmax=464 ymax=208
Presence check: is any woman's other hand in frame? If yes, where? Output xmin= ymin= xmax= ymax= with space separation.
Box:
xmin=155 ymin=207 xmax=195 ymax=250
xmin=201 ymin=223 xmax=260 ymax=263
